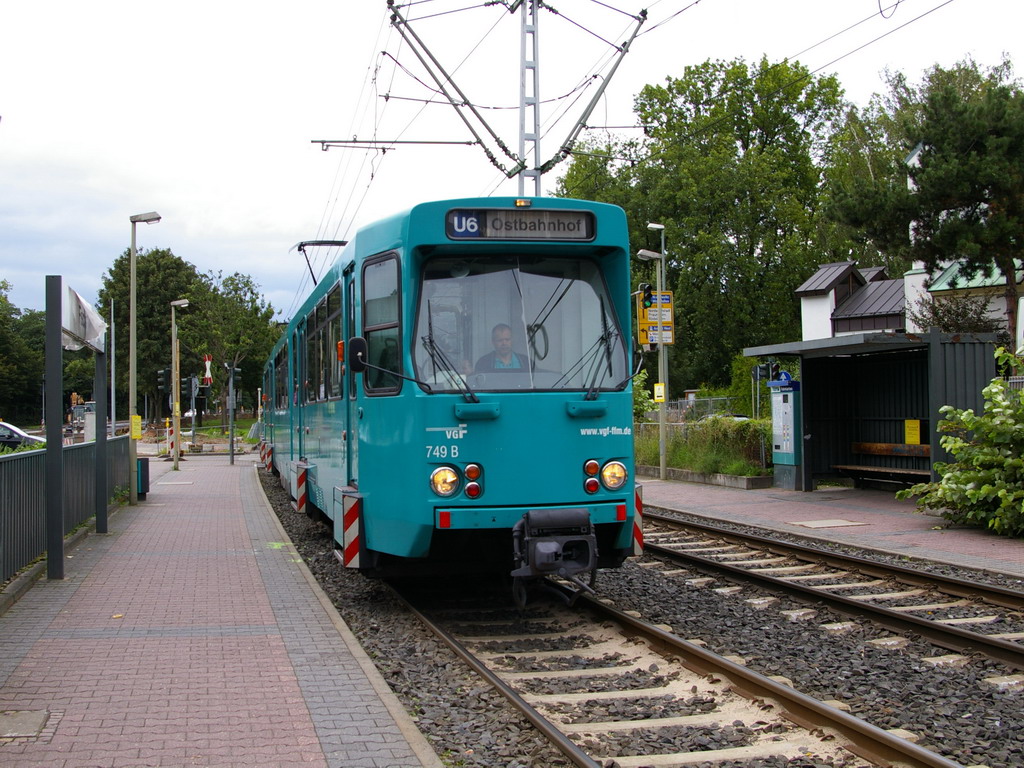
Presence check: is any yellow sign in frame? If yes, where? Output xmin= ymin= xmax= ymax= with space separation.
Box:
xmin=130 ymin=414 xmax=142 ymax=440
xmin=636 ymin=291 xmax=675 ymax=345
xmin=653 ymin=383 xmax=666 ymax=403
xmin=904 ymin=419 xmax=921 ymax=445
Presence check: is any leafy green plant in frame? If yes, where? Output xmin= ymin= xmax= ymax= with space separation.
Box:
xmin=635 ymin=417 xmax=771 ymax=476
xmin=897 ymin=347 xmax=1024 ymax=537
xmin=632 ymin=369 xmax=656 ymax=422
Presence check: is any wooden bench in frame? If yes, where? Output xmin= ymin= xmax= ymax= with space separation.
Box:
xmin=833 ymin=442 xmax=932 ymax=486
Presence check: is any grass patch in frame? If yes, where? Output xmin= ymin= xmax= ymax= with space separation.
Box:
xmin=636 ymin=417 xmax=772 ymax=477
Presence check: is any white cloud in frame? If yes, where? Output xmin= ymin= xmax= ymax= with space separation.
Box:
xmin=2 ymin=0 xmax=1021 ymax=316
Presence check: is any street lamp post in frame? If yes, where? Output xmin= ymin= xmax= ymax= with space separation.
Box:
xmin=638 ymin=222 xmax=668 ymax=481
xmin=170 ymin=299 xmax=189 ymax=470
xmin=128 ymin=211 xmax=161 ymax=504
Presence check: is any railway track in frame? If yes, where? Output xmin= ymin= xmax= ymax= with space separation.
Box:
xmin=643 ymin=510 xmax=1024 ymax=671
xmin=394 ymin=581 xmax=963 ymax=768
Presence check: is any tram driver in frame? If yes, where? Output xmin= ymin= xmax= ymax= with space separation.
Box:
xmin=475 ymin=323 xmax=526 ymax=372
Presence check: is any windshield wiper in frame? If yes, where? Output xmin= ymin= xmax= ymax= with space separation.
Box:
xmin=422 ymin=307 xmax=478 ymax=403
xmin=554 ymin=298 xmax=621 ymax=400
xmin=554 ymin=327 xmax=621 ymax=400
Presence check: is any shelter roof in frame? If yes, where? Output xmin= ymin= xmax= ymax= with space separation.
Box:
xmin=795 ymin=261 xmax=864 ymax=296
xmin=744 ymin=332 xmax=929 ymax=359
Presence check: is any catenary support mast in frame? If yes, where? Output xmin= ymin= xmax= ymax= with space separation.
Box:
xmin=516 ymin=0 xmax=541 ymax=197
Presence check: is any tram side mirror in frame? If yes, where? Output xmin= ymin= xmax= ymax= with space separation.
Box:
xmin=348 ymin=336 xmax=369 ymax=373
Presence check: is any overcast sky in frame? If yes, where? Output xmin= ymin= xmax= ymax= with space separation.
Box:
xmin=2 ymin=0 xmax=1021 ymax=320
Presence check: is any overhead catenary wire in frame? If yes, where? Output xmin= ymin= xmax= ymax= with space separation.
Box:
xmin=563 ymin=0 xmax=961 ymax=196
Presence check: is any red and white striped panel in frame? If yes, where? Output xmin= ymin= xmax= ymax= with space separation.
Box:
xmin=294 ymin=462 xmax=308 ymax=516
xmin=341 ymin=493 xmax=362 ymax=568
xmin=265 ymin=445 xmax=273 ymax=472
xmin=258 ymin=441 xmax=266 ymax=466
xmin=632 ymin=484 xmax=644 ymax=556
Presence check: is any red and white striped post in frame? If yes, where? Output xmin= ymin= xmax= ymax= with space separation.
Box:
xmin=341 ymin=492 xmax=362 ymax=568
xmin=632 ymin=484 xmax=644 ymax=556
xmin=294 ymin=460 xmax=308 ymax=517
xmin=265 ymin=444 xmax=273 ymax=472
xmin=166 ymin=419 xmax=175 ymax=462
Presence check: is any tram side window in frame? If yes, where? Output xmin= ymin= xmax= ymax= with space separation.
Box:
xmin=347 ymin=279 xmax=356 ymax=399
xmin=326 ymin=285 xmax=342 ymax=399
xmin=304 ymin=314 xmax=318 ymax=403
xmin=275 ymin=349 xmax=288 ymax=409
xmin=363 ymin=255 xmax=401 ymax=393
xmin=316 ymin=299 xmax=327 ymax=400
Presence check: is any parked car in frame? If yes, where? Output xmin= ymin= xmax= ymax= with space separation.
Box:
xmin=0 ymin=421 xmax=46 ymax=450
xmin=698 ymin=413 xmax=750 ymax=422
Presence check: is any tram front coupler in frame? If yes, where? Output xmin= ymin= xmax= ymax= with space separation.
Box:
xmin=511 ymin=509 xmax=598 ymax=606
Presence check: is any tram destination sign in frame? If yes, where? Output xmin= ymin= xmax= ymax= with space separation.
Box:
xmin=446 ymin=208 xmax=595 ymax=241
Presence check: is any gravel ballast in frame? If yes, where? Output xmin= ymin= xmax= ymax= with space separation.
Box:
xmin=260 ymin=470 xmax=1023 ymax=768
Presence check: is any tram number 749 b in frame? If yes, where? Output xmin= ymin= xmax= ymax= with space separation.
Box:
xmin=426 ymin=444 xmax=460 ymax=459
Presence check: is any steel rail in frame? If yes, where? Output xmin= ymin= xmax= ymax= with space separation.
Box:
xmin=393 ymin=576 xmax=963 ymax=768
xmin=572 ymin=589 xmax=966 ymax=768
xmin=386 ymin=584 xmax=601 ymax=768
xmin=643 ymin=511 xmax=1024 ymax=670
xmin=645 ymin=509 xmax=1024 ymax=609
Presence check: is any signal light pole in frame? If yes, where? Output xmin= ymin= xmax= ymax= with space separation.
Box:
xmin=638 ymin=222 xmax=668 ymax=480
xmin=170 ymin=299 xmax=189 ymax=470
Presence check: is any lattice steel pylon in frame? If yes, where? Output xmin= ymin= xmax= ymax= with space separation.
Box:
xmin=517 ymin=0 xmax=541 ymax=197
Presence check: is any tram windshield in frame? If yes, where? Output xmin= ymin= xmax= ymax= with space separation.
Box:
xmin=414 ymin=255 xmax=627 ymax=393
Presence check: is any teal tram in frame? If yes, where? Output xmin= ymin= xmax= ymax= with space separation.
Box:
xmin=262 ymin=196 xmax=643 ymax=601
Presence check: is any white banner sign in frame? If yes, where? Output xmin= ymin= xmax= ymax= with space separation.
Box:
xmin=61 ymin=282 xmax=107 ymax=352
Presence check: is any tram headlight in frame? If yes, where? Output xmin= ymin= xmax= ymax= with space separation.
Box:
xmin=600 ymin=461 xmax=628 ymax=490
xmin=430 ymin=467 xmax=460 ymax=497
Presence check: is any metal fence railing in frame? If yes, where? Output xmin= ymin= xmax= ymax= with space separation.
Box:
xmin=0 ymin=436 xmax=130 ymax=583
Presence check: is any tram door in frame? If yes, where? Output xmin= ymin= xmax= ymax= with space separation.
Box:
xmin=344 ymin=268 xmax=359 ymax=486
xmin=292 ymin=322 xmax=306 ymax=461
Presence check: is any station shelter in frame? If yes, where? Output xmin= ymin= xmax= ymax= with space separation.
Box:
xmin=744 ymin=261 xmax=1000 ymax=491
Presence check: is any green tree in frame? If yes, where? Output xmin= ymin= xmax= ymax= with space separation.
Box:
xmin=98 ymin=248 xmax=205 ymax=421
xmin=907 ymin=294 xmax=1008 ymax=338
xmin=559 ymin=57 xmax=847 ymax=389
xmin=829 ymin=57 xmax=1024 ymax=341
xmin=181 ymin=271 xmax=280 ymax=418
xmin=0 ymin=281 xmax=41 ymax=423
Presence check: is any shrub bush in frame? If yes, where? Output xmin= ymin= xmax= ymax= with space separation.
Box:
xmin=635 ymin=416 xmax=771 ymax=476
xmin=897 ymin=347 xmax=1024 ymax=537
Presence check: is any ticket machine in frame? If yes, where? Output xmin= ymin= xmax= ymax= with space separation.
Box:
xmin=767 ymin=372 xmax=802 ymax=490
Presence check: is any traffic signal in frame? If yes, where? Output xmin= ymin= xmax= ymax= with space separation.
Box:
xmin=640 ymin=283 xmax=654 ymax=309
xmin=770 ymin=361 xmax=781 ymax=380
xmin=157 ymin=369 xmax=168 ymax=393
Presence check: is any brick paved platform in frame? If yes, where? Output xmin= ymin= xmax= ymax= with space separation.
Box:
xmin=0 ymin=452 xmax=441 ymax=768
xmin=640 ymin=477 xmax=1024 ymax=578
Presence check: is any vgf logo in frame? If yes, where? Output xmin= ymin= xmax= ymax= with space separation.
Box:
xmin=447 ymin=211 xmax=481 ymax=238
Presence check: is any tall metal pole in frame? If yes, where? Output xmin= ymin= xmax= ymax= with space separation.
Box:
xmin=170 ymin=299 xmax=188 ymax=470
xmin=228 ymin=367 xmax=236 ymax=466
xmin=171 ymin=303 xmax=180 ymax=470
xmin=44 ymin=276 xmax=64 ymax=579
xmin=657 ymin=227 xmax=667 ymax=481
xmin=128 ymin=211 xmax=161 ymax=501
xmin=128 ymin=222 xmax=138 ymax=502
xmin=109 ymin=298 xmax=116 ymax=437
